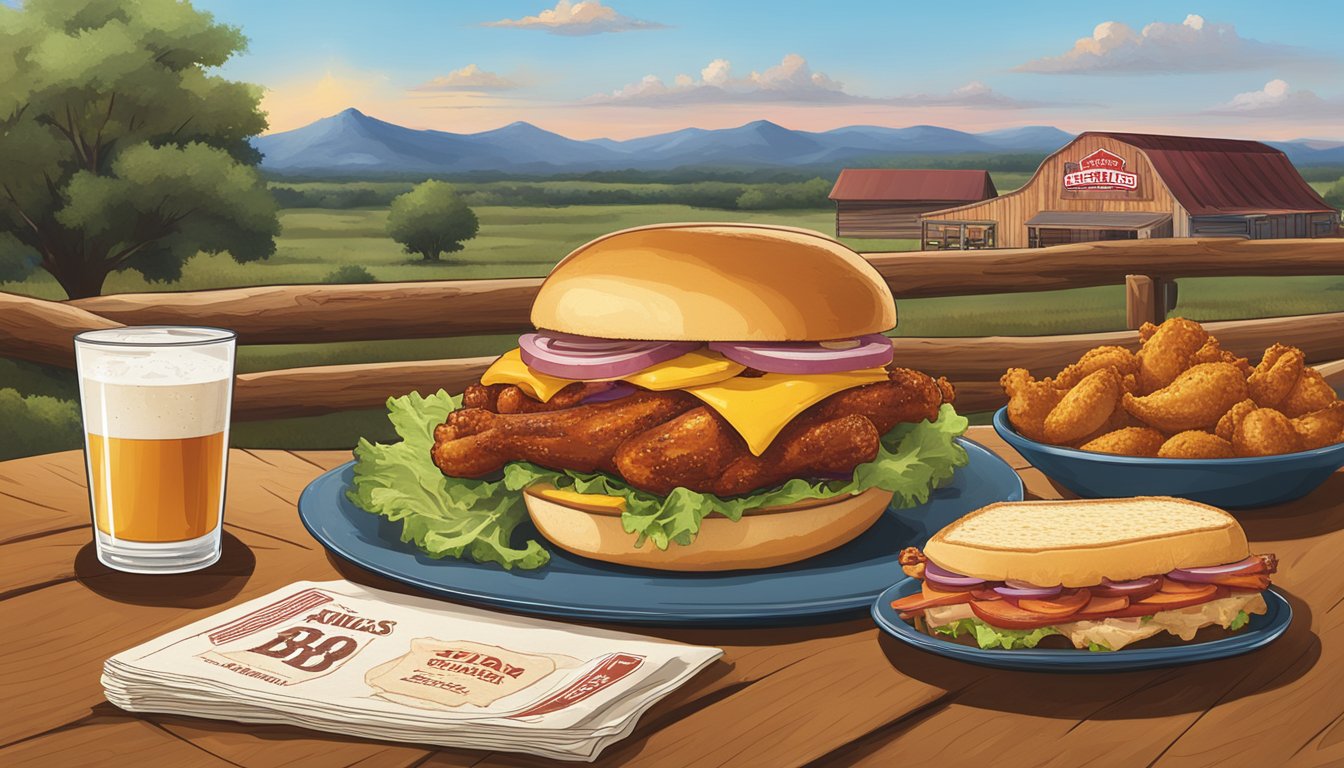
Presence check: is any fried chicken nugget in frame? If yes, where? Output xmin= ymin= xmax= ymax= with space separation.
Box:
xmin=1279 ymin=368 xmax=1337 ymax=418
xmin=1053 ymin=346 xmax=1140 ymax=389
xmin=1215 ymin=399 xmax=1257 ymax=442
xmin=1122 ymin=362 xmax=1249 ymax=433
xmin=1158 ymin=430 xmax=1236 ymax=459
xmin=1233 ymin=407 xmax=1305 ymax=457
xmin=1291 ymin=402 xmax=1344 ymax=449
xmin=1248 ymin=343 xmax=1305 ymax=408
xmin=1043 ymin=368 xmax=1122 ymax=445
xmin=1189 ymin=337 xmax=1252 ymax=376
xmin=1136 ymin=317 xmax=1209 ymax=394
xmin=1001 ymin=368 xmax=1064 ymax=442
xmin=1080 ymin=427 xmax=1166 ymax=457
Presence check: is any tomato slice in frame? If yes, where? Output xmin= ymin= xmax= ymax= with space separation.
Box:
xmin=969 ymin=599 xmax=1059 ymax=630
xmin=1159 ymin=577 xmax=1218 ymax=594
xmin=1018 ymin=588 xmax=1092 ymax=618
xmin=1073 ymin=595 xmax=1129 ymax=620
xmin=890 ymin=582 xmax=974 ymax=613
xmin=1135 ymin=583 xmax=1220 ymax=610
xmin=1205 ymin=574 xmax=1270 ymax=591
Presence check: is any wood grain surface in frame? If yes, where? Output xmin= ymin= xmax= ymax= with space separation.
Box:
xmin=2 ymin=428 xmax=1342 ymax=768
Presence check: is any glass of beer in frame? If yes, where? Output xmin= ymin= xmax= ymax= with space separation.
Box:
xmin=74 ymin=327 xmax=235 ymax=573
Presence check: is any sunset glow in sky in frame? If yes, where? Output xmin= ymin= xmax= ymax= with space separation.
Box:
xmin=193 ymin=0 xmax=1344 ymax=141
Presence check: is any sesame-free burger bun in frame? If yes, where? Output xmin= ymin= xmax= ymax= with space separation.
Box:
xmin=530 ymin=223 xmax=897 ymax=342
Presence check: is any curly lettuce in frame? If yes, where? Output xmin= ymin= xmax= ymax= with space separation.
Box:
xmin=934 ymin=618 xmax=1062 ymax=650
xmin=348 ymin=392 xmax=968 ymax=570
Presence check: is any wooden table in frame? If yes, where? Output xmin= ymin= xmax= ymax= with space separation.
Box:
xmin=3 ymin=426 xmax=1342 ymax=768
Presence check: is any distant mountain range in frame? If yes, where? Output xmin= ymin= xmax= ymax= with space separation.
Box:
xmin=253 ymin=108 xmax=1344 ymax=176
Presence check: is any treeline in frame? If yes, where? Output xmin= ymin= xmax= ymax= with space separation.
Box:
xmin=270 ymin=179 xmax=836 ymax=211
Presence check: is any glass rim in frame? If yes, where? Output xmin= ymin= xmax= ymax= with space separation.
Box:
xmin=74 ymin=325 xmax=237 ymax=348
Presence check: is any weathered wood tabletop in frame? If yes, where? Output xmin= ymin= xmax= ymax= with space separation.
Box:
xmin=3 ymin=426 xmax=1342 ymax=768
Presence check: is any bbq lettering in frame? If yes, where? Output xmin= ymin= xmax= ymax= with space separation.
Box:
xmin=247 ymin=627 xmax=359 ymax=672
xmin=303 ymin=608 xmax=397 ymax=636
xmin=424 ymin=647 xmax=528 ymax=685
xmin=1063 ymin=148 xmax=1139 ymax=191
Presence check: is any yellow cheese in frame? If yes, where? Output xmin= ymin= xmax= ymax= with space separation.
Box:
xmin=480 ymin=349 xmax=574 ymax=402
xmin=623 ymin=349 xmax=745 ymax=390
xmin=479 ymin=347 xmax=743 ymax=401
xmin=533 ymin=487 xmax=627 ymax=513
xmin=683 ymin=368 xmax=889 ymax=455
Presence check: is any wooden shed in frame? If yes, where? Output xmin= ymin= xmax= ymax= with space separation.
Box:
xmin=921 ymin=132 xmax=1340 ymax=249
xmin=828 ymin=169 xmax=997 ymax=239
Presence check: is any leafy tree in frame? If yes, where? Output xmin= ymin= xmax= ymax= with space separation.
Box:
xmin=0 ymin=0 xmax=279 ymax=298
xmin=386 ymin=181 xmax=479 ymax=262
xmin=1324 ymin=177 xmax=1344 ymax=211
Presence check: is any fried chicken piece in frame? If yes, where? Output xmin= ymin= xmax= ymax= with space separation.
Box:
xmin=1079 ymin=427 xmax=1166 ymax=457
xmin=463 ymin=383 xmax=505 ymax=411
xmin=1279 ymin=368 xmax=1336 ymax=418
xmin=1292 ymin=402 xmax=1344 ymax=449
xmin=1135 ymin=317 xmax=1208 ymax=394
xmin=1123 ymin=362 xmax=1249 ymax=432
xmin=1001 ymin=368 xmax=1064 ymax=442
xmin=431 ymin=391 xmax=698 ymax=477
xmin=1233 ymin=407 xmax=1305 ymax=457
xmin=1215 ymin=399 xmax=1258 ymax=442
xmin=613 ymin=369 xmax=953 ymax=496
xmin=1189 ymin=337 xmax=1251 ymax=376
xmin=1053 ymin=346 xmax=1140 ymax=389
xmin=1248 ymin=344 xmax=1304 ymax=408
xmin=1043 ymin=368 xmax=1123 ymax=445
xmin=1159 ymin=431 xmax=1236 ymax=459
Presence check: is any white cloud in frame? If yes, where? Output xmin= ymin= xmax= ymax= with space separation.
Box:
xmin=1205 ymin=79 xmax=1344 ymax=119
xmin=587 ymin=56 xmax=1043 ymax=109
xmin=412 ymin=64 xmax=519 ymax=92
xmin=1018 ymin=14 xmax=1320 ymax=74
xmin=483 ymin=0 xmax=667 ymax=35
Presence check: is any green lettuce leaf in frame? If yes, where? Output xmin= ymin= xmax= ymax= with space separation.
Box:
xmin=933 ymin=618 xmax=1062 ymax=650
xmin=1087 ymin=642 xmax=1112 ymax=652
xmin=1227 ymin=610 xmax=1251 ymax=631
xmin=348 ymin=393 xmax=968 ymax=569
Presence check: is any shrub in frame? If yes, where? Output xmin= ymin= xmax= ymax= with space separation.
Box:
xmin=0 ymin=388 xmax=82 ymax=460
xmin=1324 ymin=177 xmax=1344 ymax=210
xmin=322 ymin=265 xmax=377 ymax=283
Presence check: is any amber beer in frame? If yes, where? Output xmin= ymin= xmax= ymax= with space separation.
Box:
xmin=75 ymin=327 xmax=235 ymax=573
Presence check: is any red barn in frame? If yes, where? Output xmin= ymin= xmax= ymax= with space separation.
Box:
xmin=828 ymin=169 xmax=997 ymax=240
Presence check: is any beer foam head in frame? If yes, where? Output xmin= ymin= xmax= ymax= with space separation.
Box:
xmin=77 ymin=328 xmax=234 ymax=439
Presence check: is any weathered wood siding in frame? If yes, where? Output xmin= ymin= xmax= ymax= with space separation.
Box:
xmin=836 ymin=200 xmax=968 ymax=238
xmin=925 ymin=135 xmax=1182 ymax=248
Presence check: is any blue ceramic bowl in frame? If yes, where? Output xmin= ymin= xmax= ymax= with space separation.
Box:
xmin=993 ymin=407 xmax=1344 ymax=508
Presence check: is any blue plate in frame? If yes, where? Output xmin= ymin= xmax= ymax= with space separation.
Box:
xmin=993 ymin=407 xmax=1344 ymax=508
xmin=872 ymin=578 xmax=1292 ymax=671
xmin=297 ymin=438 xmax=1022 ymax=626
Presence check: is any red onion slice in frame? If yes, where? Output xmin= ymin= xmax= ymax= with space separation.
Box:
xmin=708 ymin=334 xmax=893 ymax=374
xmin=1168 ymin=556 xmax=1262 ymax=583
xmin=580 ymin=382 xmax=638 ymax=404
xmin=1092 ymin=576 xmax=1161 ymax=596
xmin=923 ymin=561 xmax=985 ymax=589
xmin=993 ymin=580 xmax=1062 ymax=598
xmin=520 ymin=332 xmax=699 ymax=380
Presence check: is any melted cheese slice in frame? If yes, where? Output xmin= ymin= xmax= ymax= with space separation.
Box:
xmin=479 ymin=348 xmax=746 ymax=402
xmin=683 ymin=368 xmax=890 ymax=456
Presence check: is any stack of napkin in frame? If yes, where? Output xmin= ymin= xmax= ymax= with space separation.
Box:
xmin=103 ymin=580 xmax=722 ymax=761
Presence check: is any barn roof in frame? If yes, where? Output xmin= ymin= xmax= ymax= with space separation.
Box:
xmin=829 ymin=169 xmax=996 ymax=202
xmin=1084 ymin=132 xmax=1334 ymax=216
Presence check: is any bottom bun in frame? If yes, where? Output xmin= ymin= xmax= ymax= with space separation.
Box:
xmin=523 ymin=485 xmax=893 ymax=571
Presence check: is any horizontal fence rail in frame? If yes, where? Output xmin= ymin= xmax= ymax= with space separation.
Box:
xmin=1 ymin=237 xmax=1342 ymax=420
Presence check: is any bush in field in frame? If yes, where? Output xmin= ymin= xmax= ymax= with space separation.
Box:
xmin=386 ymin=181 xmax=479 ymax=262
xmin=0 ymin=0 xmax=279 ymax=298
xmin=735 ymin=178 xmax=833 ymax=210
xmin=322 ymin=265 xmax=377 ymax=283
xmin=1324 ymin=178 xmax=1344 ymax=210
xmin=0 ymin=388 xmax=81 ymax=460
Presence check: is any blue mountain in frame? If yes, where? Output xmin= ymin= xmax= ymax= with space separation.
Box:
xmin=253 ymin=109 xmax=1343 ymax=176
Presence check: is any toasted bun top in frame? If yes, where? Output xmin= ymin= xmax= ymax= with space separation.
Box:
xmin=530 ymin=223 xmax=897 ymax=341
xmin=922 ymin=497 xmax=1249 ymax=587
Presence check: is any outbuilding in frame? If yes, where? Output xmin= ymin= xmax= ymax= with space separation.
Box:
xmin=828 ymin=169 xmax=996 ymax=240
xmin=920 ymin=132 xmax=1340 ymax=249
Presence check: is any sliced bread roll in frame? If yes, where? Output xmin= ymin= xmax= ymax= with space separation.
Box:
xmin=922 ymin=496 xmax=1248 ymax=587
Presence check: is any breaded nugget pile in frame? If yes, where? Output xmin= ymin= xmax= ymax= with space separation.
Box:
xmin=1001 ymin=317 xmax=1344 ymax=458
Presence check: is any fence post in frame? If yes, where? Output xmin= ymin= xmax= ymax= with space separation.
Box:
xmin=1125 ymin=274 xmax=1170 ymax=329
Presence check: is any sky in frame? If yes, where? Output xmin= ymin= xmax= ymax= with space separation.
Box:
xmin=189 ymin=0 xmax=1344 ymax=141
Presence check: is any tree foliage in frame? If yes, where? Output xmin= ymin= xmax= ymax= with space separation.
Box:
xmin=1324 ymin=177 xmax=1344 ymax=211
xmin=386 ymin=181 xmax=479 ymax=262
xmin=0 ymin=0 xmax=279 ymax=298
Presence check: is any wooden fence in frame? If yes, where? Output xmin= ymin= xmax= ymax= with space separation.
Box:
xmin=2 ymin=237 xmax=1343 ymax=421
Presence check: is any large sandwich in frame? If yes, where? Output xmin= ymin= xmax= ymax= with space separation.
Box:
xmin=893 ymin=497 xmax=1276 ymax=651
xmin=350 ymin=223 xmax=967 ymax=571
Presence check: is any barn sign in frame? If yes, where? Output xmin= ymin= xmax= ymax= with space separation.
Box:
xmin=1063 ymin=148 xmax=1138 ymax=191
